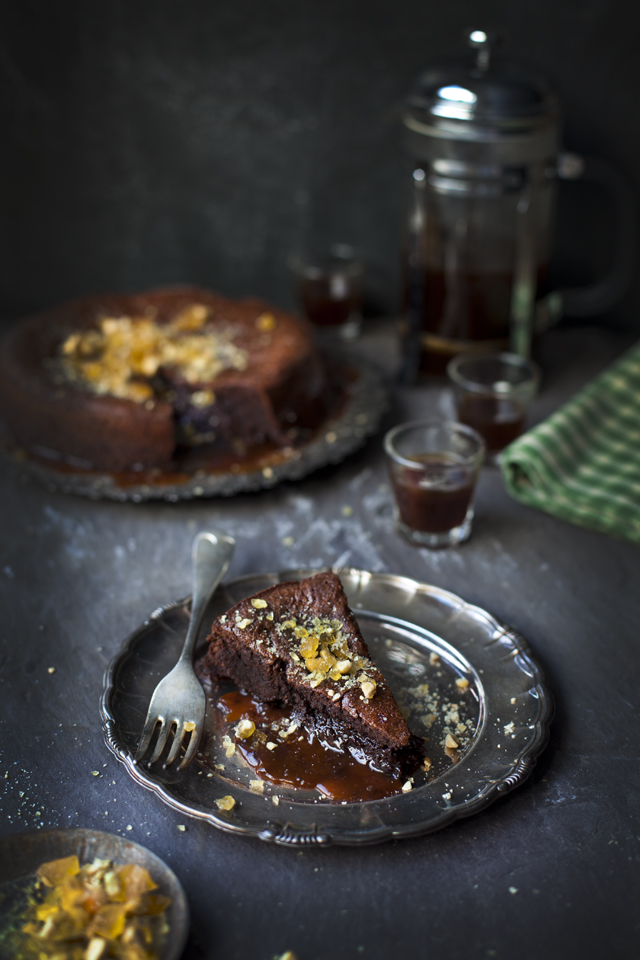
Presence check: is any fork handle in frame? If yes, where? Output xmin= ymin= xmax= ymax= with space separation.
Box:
xmin=179 ymin=531 xmax=235 ymax=663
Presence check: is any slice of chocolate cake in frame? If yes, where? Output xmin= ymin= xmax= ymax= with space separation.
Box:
xmin=199 ymin=571 xmax=425 ymax=777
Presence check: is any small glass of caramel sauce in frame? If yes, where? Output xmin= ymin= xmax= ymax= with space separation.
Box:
xmin=288 ymin=244 xmax=363 ymax=341
xmin=384 ymin=420 xmax=485 ymax=547
xmin=447 ymin=352 xmax=541 ymax=460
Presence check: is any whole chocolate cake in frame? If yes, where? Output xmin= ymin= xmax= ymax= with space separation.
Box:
xmin=0 ymin=286 xmax=328 ymax=472
xmin=199 ymin=571 xmax=426 ymax=777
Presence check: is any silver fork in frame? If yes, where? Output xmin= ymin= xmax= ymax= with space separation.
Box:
xmin=136 ymin=530 xmax=235 ymax=770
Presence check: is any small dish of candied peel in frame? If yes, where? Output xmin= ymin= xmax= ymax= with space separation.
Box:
xmin=0 ymin=829 xmax=188 ymax=960
xmin=21 ymin=855 xmax=171 ymax=960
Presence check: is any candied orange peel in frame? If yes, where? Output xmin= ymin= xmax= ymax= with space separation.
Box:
xmin=20 ymin=855 xmax=171 ymax=960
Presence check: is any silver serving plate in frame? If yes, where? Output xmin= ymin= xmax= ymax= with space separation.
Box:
xmin=3 ymin=354 xmax=385 ymax=502
xmin=101 ymin=569 xmax=553 ymax=847
xmin=0 ymin=828 xmax=189 ymax=960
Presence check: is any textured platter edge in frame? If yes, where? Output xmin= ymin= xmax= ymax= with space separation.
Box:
xmin=2 ymin=353 xmax=386 ymax=502
xmin=101 ymin=568 xmax=553 ymax=847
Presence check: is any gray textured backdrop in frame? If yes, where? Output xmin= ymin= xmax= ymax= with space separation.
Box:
xmin=0 ymin=0 xmax=638 ymax=325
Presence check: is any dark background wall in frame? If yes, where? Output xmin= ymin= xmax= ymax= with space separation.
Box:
xmin=1 ymin=0 xmax=639 ymax=327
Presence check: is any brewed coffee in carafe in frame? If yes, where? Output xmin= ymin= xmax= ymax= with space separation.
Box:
xmin=401 ymin=30 xmax=561 ymax=376
xmin=401 ymin=30 xmax=635 ymax=379
xmin=407 ymin=159 xmax=555 ymax=374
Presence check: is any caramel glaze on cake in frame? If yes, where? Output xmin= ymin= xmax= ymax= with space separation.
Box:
xmin=0 ymin=286 xmax=328 ymax=473
xmin=198 ymin=571 xmax=426 ymax=778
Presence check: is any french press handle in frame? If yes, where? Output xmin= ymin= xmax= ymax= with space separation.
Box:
xmin=536 ymin=152 xmax=637 ymax=333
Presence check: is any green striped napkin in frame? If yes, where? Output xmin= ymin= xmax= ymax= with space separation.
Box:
xmin=501 ymin=340 xmax=640 ymax=543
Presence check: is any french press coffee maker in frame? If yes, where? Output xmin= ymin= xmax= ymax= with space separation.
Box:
xmin=401 ymin=29 xmax=635 ymax=378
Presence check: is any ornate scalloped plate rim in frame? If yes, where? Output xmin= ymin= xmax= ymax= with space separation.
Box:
xmin=101 ymin=569 xmax=553 ymax=847
xmin=2 ymin=353 xmax=386 ymax=502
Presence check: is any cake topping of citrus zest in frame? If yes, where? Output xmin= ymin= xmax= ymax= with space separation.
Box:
xmin=191 ymin=389 xmax=216 ymax=408
xmin=256 ymin=312 xmax=277 ymax=331
xmin=58 ymin=303 xmax=249 ymax=403
xmin=235 ymin=719 xmax=256 ymax=739
xmin=271 ymin=613 xmax=375 ymax=692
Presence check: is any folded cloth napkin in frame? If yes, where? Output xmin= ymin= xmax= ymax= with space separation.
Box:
xmin=500 ymin=340 xmax=640 ymax=543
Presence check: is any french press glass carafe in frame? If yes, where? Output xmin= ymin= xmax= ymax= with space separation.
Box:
xmin=401 ymin=29 xmax=635 ymax=378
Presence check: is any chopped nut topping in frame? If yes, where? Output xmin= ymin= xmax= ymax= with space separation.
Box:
xmin=279 ymin=722 xmax=298 ymax=739
xmin=360 ymin=678 xmax=377 ymax=699
xmin=336 ymin=659 xmax=352 ymax=675
xmin=266 ymin=742 xmax=277 ymax=751
xmin=235 ymin=719 xmax=256 ymax=739
xmin=251 ymin=598 xmax=268 ymax=609
xmin=422 ymin=757 xmax=432 ymax=772
xmin=215 ymin=795 xmax=236 ymax=811
xmin=222 ymin=735 xmax=236 ymax=757
xmin=402 ymin=780 xmax=413 ymax=793
xmin=455 ymin=678 xmax=470 ymax=690
xmin=86 ymin=936 xmax=108 ymax=960
xmin=249 ymin=779 xmax=265 ymax=794
xmin=237 ymin=618 xmax=252 ymax=630
xmin=445 ymin=733 xmax=459 ymax=750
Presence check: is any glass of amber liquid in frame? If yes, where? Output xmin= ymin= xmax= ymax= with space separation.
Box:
xmin=447 ymin=352 xmax=541 ymax=461
xmin=289 ymin=244 xmax=363 ymax=340
xmin=384 ymin=420 xmax=485 ymax=547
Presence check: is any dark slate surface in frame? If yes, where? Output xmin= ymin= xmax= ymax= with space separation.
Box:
xmin=1 ymin=322 xmax=638 ymax=960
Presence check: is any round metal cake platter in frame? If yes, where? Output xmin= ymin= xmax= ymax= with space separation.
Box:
xmin=0 ymin=828 xmax=189 ymax=960
xmin=101 ymin=568 xmax=553 ymax=847
xmin=3 ymin=353 xmax=386 ymax=502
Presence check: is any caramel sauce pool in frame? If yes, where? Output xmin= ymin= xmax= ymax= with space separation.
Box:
xmin=217 ymin=691 xmax=405 ymax=803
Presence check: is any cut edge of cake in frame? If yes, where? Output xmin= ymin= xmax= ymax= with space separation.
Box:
xmin=198 ymin=570 xmax=426 ymax=778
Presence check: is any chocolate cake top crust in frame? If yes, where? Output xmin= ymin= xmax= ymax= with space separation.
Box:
xmin=0 ymin=286 xmax=328 ymax=472
xmin=199 ymin=571 xmax=426 ymax=777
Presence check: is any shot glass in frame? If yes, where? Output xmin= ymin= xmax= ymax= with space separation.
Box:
xmin=384 ymin=420 xmax=485 ymax=548
xmin=289 ymin=244 xmax=363 ymax=340
xmin=447 ymin=352 xmax=541 ymax=459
